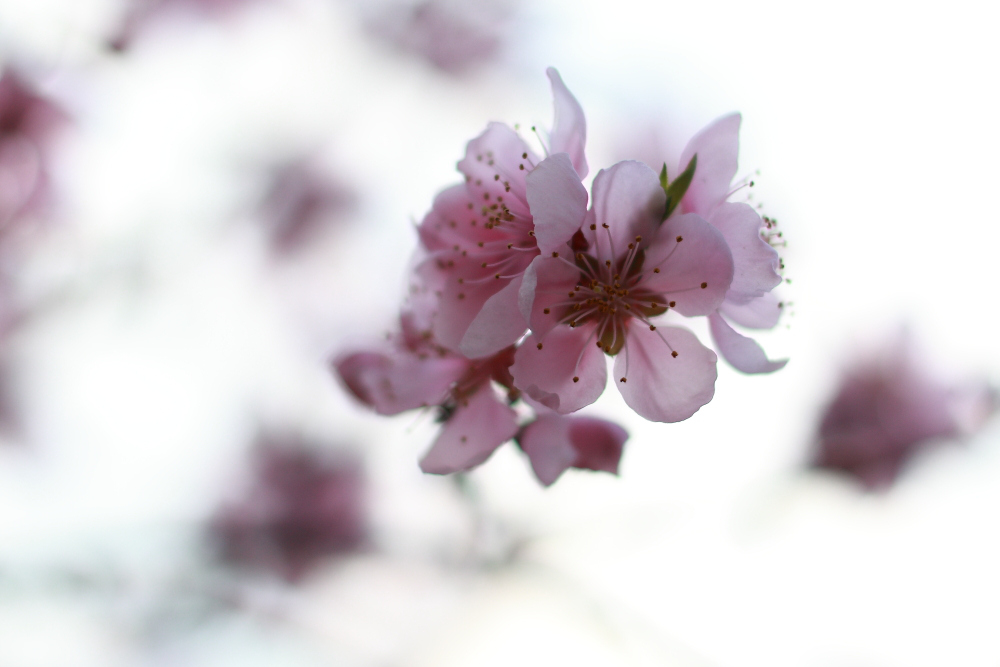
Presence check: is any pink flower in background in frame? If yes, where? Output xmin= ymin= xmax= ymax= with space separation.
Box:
xmin=210 ymin=434 xmax=367 ymax=581
xmin=363 ymin=0 xmax=514 ymax=75
xmin=418 ymin=67 xmax=587 ymax=358
xmin=257 ymin=157 xmax=356 ymax=253
xmin=0 ymin=69 xmax=66 ymax=240
xmin=673 ymin=114 xmax=787 ymax=374
xmin=811 ymin=336 xmax=996 ymax=491
xmin=518 ymin=413 xmax=628 ymax=486
xmin=513 ymin=159 xmax=733 ymax=422
xmin=334 ymin=310 xmax=520 ymax=475
xmin=107 ymin=0 xmax=269 ymax=51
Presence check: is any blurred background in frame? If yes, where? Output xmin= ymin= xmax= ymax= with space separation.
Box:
xmin=1 ymin=0 xmax=1000 ymax=665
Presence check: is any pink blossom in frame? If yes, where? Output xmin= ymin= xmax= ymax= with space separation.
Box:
xmin=363 ymin=0 xmax=513 ymax=75
xmin=518 ymin=413 xmax=628 ymax=486
xmin=672 ymin=114 xmax=787 ymax=374
xmin=107 ymin=0 xmax=268 ymax=51
xmin=417 ymin=67 xmax=587 ymax=358
xmin=0 ymin=69 xmax=66 ymax=238
xmin=334 ymin=311 xmax=520 ymax=474
xmin=257 ymin=157 xmax=356 ymax=253
xmin=512 ymin=159 xmax=734 ymax=422
xmin=811 ymin=336 xmax=996 ymax=491
xmin=210 ymin=434 xmax=366 ymax=581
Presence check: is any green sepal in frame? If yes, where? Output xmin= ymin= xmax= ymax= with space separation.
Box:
xmin=662 ymin=153 xmax=697 ymax=221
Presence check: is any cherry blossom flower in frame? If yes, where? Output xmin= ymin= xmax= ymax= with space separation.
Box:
xmin=362 ymin=0 xmax=514 ymax=75
xmin=257 ymin=157 xmax=356 ymax=253
xmin=334 ymin=310 xmax=520 ymax=475
xmin=672 ymin=114 xmax=788 ymax=374
xmin=811 ymin=335 xmax=996 ymax=491
xmin=210 ymin=434 xmax=367 ymax=581
xmin=107 ymin=0 xmax=269 ymax=52
xmin=417 ymin=67 xmax=587 ymax=359
xmin=512 ymin=159 xmax=734 ymax=422
xmin=518 ymin=413 xmax=628 ymax=486
xmin=0 ymin=69 xmax=66 ymax=240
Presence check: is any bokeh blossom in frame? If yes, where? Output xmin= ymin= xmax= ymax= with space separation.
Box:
xmin=210 ymin=433 xmax=367 ymax=581
xmin=0 ymin=68 xmax=65 ymax=242
xmin=107 ymin=0 xmax=270 ymax=52
xmin=418 ymin=67 xmax=586 ymax=359
xmin=811 ymin=335 xmax=996 ymax=491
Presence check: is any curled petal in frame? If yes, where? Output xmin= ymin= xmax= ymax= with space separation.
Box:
xmin=719 ymin=291 xmax=783 ymax=330
xmin=546 ymin=67 xmax=588 ymax=179
xmin=526 ymin=152 xmax=588 ymax=255
xmin=708 ymin=202 xmax=780 ymax=302
xmin=519 ymin=413 xmax=627 ymax=486
xmin=708 ymin=312 xmax=787 ymax=374
xmin=334 ymin=351 xmax=468 ymax=416
xmin=587 ymin=161 xmax=665 ymax=262
xmin=511 ymin=327 xmax=607 ymax=414
xmin=459 ymin=273 xmax=528 ymax=358
xmin=614 ymin=322 xmax=718 ymax=422
xmin=641 ymin=213 xmax=734 ymax=316
xmin=419 ymin=386 xmax=518 ymax=474
xmin=679 ymin=113 xmax=741 ymax=215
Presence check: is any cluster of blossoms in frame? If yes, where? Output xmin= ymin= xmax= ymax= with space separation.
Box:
xmin=335 ymin=69 xmax=785 ymax=485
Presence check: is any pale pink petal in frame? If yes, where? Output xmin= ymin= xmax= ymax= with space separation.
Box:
xmin=519 ymin=255 xmax=581 ymax=340
xmin=719 ymin=291 xmax=784 ymax=330
xmin=459 ymin=273 xmax=527 ymax=358
xmin=641 ymin=212 xmax=734 ymax=316
xmin=418 ymin=183 xmax=496 ymax=251
xmin=419 ymin=386 xmax=518 ymax=474
xmin=614 ymin=321 xmax=718 ymax=422
xmin=708 ymin=312 xmax=787 ymax=374
xmin=546 ymin=67 xmax=588 ymax=179
xmin=511 ymin=326 xmax=606 ymax=414
xmin=334 ymin=351 xmax=468 ymax=416
xmin=458 ymin=122 xmax=536 ymax=218
xmin=708 ymin=202 xmax=780 ymax=302
xmin=679 ymin=113 xmax=741 ymax=215
xmin=587 ymin=161 xmax=665 ymax=261
xmin=526 ymin=152 xmax=588 ymax=254
xmin=519 ymin=414 xmax=627 ymax=486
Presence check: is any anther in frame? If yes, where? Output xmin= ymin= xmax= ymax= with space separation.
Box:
xmin=653 ymin=268 xmax=660 ymax=273
xmin=573 ymin=376 xmax=579 ymax=383
xmin=478 ymin=242 xmax=484 ymax=247
xmin=519 ymin=164 xmax=525 ymax=170
xmin=602 ymin=223 xmax=609 ymax=229
xmin=522 ymin=152 xmax=528 ymax=159
xmin=536 ymin=343 xmax=543 ymax=350
xmin=635 ymin=236 xmax=642 ymax=242
xmin=494 ymin=175 xmax=500 ymax=181
xmin=543 ymin=308 xmax=550 ymax=314
xmin=605 ymin=260 xmax=612 ymax=267
xmin=458 ymin=293 xmax=466 ymax=299
xmin=620 ymin=377 xmax=627 ymax=383
xmin=669 ymin=301 xmax=676 ymax=307
xmin=671 ymin=351 xmax=678 ymax=358
xmin=676 ymin=236 xmax=683 ymax=242
xmin=552 ymin=252 xmax=559 ymax=258
xmin=494 ymin=274 xmax=500 ymax=279
xmin=590 ymin=224 xmax=597 ymax=230
xmin=700 ymin=282 xmax=707 ymax=289
xmin=649 ymin=325 xmax=656 ymax=331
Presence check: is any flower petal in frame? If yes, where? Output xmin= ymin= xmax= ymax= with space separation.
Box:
xmin=641 ymin=212 xmax=734 ymax=316
xmin=614 ymin=321 xmax=718 ymax=422
xmin=458 ymin=122 xmax=536 ymax=217
xmin=708 ymin=202 xmax=780 ymax=302
xmin=333 ymin=351 xmax=468 ymax=416
xmin=519 ymin=413 xmax=627 ymax=486
xmin=679 ymin=113 xmax=741 ymax=215
xmin=419 ymin=386 xmax=519 ymax=474
xmin=708 ymin=311 xmax=787 ymax=374
xmin=587 ymin=160 xmax=665 ymax=262
xmin=511 ymin=326 xmax=607 ymax=414
xmin=519 ymin=255 xmax=580 ymax=340
xmin=459 ymin=273 xmax=528 ymax=358
xmin=546 ymin=67 xmax=588 ymax=179
xmin=526 ymin=152 xmax=588 ymax=255
xmin=719 ymin=291 xmax=783 ymax=330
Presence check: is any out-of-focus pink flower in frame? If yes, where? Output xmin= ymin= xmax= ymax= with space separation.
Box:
xmin=334 ymin=311 xmax=520 ymax=474
xmin=0 ymin=69 xmax=65 ymax=239
xmin=512 ymin=159 xmax=734 ymax=422
xmin=518 ymin=413 xmax=627 ymax=486
xmin=107 ymin=0 xmax=268 ymax=52
xmin=363 ymin=0 xmax=513 ymax=75
xmin=811 ymin=336 xmax=996 ymax=491
xmin=418 ymin=67 xmax=587 ymax=358
xmin=673 ymin=114 xmax=787 ymax=374
xmin=257 ymin=158 xmax=356 ymax=253
xmin=210 ymin=434 xmax=367 ymax=581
